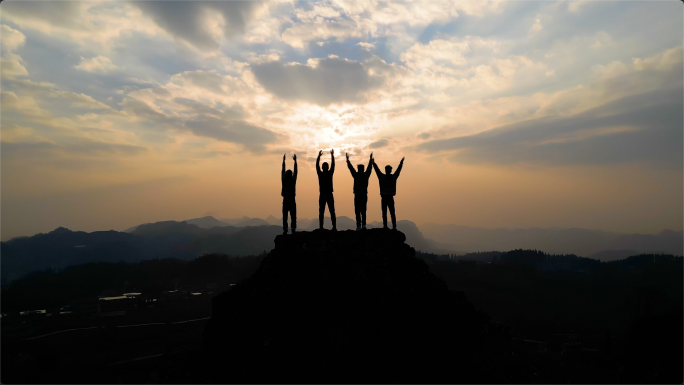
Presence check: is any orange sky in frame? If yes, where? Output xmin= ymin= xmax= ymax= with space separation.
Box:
xmin=1 ymin=1 xmax=682 ymax=240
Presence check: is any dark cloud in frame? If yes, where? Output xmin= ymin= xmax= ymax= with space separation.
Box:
xmin=133 ymin=1 xmax=264 ymax=51
xmin=1 ymin=141 xmax=58 ymax=156
xmin=173 ymin=97 xmax=244 ymax=119
xmin=369 ymin=139 xmax=389 ymax=149
xmin=185 ymin=116 xmax=280 ymax=153
xmin=173 ymin=71 xmax=227 ymax=94
xmin=65 ymin=140 xmax=147 ymax=156
xmin=2 ymin=1 xmax=82 ymax=28
xmin=121 ymin=98 xmax=182 ymax=127
xmin=415 ymin=87 xmax=683 ymax=167
xmin=1 ymin=139 xmax=147 ymax=157
xmin=122 ymin=96 xmax=280 ymax=152
xmin=251 ymin=57 xmax=384 ymax=106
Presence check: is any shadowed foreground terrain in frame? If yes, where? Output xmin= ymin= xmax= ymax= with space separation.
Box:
xmin=201 ymin=228 xmax=490 ymax=383
xmin=2 ymin=230 xmax=681 ymax=383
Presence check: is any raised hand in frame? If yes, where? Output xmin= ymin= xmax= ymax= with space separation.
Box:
xmin=318 ymin=150 xmax=323 ymax=157
xmin=400 ymin=156 xmax=405 ymax=163
xmin=346 ymin=152 xmax=349 ymax=161
xmin=370 ymin=152 xmax=373 ymax=160
xmin=292 ymin=154 xmax=297 ymax=161
xmin=330 ymin=148 xmax=334 ymax=156
xmin=283 ymin=153 xmax=286 ymax=161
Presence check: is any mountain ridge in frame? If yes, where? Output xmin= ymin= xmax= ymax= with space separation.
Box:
xmin=3 ymin=217 xmax=681 ymax=283
xmin=202 ymin=228 xmax=490 ymax=383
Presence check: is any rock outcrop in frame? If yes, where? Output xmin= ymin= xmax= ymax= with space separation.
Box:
xmin=203 ymin=229 xmax=488 ymax=383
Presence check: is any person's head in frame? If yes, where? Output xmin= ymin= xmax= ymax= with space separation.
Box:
xmin=357 ymin=164 xmax=365 ymax=173
xmin=385 ymin=165 xmax=392 ymax=174
xmin=322 ymin=162 xmax=329 ymax=172
xmin=285 ymin=170 xmax=293 ymax=179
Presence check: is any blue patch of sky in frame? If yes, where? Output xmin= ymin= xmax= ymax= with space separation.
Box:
xmin=451 ymin=2 xmax=539 ymax=41
xmin=369 ymin=37 xmax=394 ymax=65
xmin=13 ymin=28 xmax=157 ymax=112
xmin=417 ymin=22 xmax=443 ymax=44
xmin=307 ymin=40 xmax=367 ymax=62
xmin=11 ymin=26 xmax=83 ymax=87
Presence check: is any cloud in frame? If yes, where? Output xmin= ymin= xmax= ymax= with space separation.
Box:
xmin=401 ymin=39 xmax=470 ymax=69
xmin=169 ymin=70 xmax=247 ymax=96
xmin=74 ymin=55 xmax=121 ymax=73
xmin=282 ymin=18 xmax=364 ymax=49
xmin=369 ymin=138 xmax=389 ymax=148
xmin=243 ymin=50 xmax=281 ymax=64
xmin=2 ymin=138 xmax=147 ymax=157
xmin=133 ymin=1 xmax=266 ymax=51
xmin=280 ymin=0 xmax=505 ymax=49
xmin=590 ymin=31 xmax=613 ymax=50
xmin=1 ymin=91 xmax=48 ymax=117
xmin=415 ymin=87 xmax=683 ymax=167
xmin=184 ymin=116 xmax=280 ymax=153
xmin=121 ymin=94 xmax=280 ymax=153
xmin=357 ymin=42 xmax=375 ymax=50
xmin=567 ymin=1 xmax=589 ymax=13
xmin=529 ymin=17 xmax=542 ymax=35
xmin=1 ymin=24 xmax=26 ymax=51
xmin=3 ymin=78 xmax=117 ymax=113
xmin=251 ymin=57 xmax=384 ymax=106
xmin=1 ymin=1 xmax=83 ymax=29
xmin=0 ymin=25 xmax=29 ymax=78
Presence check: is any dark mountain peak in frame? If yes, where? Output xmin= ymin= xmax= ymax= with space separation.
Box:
xmin=131 ymin=220 xmax=203 ymax=236
xmin=184 ymin=216 xmax=229 ymax=229
xmin=203 ymin=229 xmax=490 ymax=383
xmin=49 ymin=227 xmax=72 ymax=234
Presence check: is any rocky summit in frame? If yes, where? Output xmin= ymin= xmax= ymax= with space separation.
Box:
xmin=203 ymin=229 xmax=489 ymax=383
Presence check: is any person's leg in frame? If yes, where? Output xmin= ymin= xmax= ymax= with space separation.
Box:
xmin=388 ymin=196 xmax=396 ymax=229
xmin=354 ymin=195 xmax=361 ymax=229
xmin=291 ymin=199 xmax=297 ymax=232
xmin=282 ymin=198 xmax=288 ymax=234
xmin=318 ymin=195 xmax=325 ymax=229
xmin=361 ymin=195 xmax=368 ymax=228
xmin=381 ymin=196 xmax=388 ymax=228
xmin=329 ymin=194 xmax=337 ymax=230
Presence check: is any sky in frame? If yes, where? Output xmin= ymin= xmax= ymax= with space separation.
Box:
xmin=1 ymin=0 xmax=682 ymax=240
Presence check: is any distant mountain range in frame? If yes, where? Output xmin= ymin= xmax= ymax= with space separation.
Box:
xmin=420 ymin=224 xmax=683 ymax=260
xmin=2 ymin=216 xmax=681 ymax=283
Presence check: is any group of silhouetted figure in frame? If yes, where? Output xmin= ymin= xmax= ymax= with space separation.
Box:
xmin=281 ymin=149 xmax=404 ymax=234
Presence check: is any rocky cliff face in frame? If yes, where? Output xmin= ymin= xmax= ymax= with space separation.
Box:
xmin=203 ymin=229 xmax=488 ymax=383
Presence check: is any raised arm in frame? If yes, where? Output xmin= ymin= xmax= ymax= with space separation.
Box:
xmin=394 ymin=157 xmax=405 ymax=179
xmin=316 ymin=150 xmax=322 ymax=174
xmin=365 ymin=153 xmax=374 ymax=177
xmin=346 ymin=153 xmax=356 ymax=176
xmin=372 ymin=159 xmax=382 ymax=176
xmin=330 ymin=149 xmax=335 ymax=173
xmin=293 ymin=154 xmax=298 ymax=181
xmin=281 ymin=153 xmax=286 ymax=180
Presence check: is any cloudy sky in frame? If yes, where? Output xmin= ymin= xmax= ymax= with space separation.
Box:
xmin=1 ymin=0 xmax=682 ymax=240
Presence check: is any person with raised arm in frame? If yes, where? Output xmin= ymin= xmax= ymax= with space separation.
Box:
xmin=372 ymin=156 xmax=405 ymax=230
xmin=346 ymin=152 xmax=374 ymax=231
xmin=281 ymin=153 xmax=298 ymax=235
xmin=316 ymin=149 xmax=337 ymax=231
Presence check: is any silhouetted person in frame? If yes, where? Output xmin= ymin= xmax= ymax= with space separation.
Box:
xmin=372 ymin=156 xmax=404 ymax=230
xmin=316 ymin=149 xmax=336 ymax=230
xmin=346 ymin=152 xmax=373 ymax=231
xmin=281 ymin=153 xmax=297 ymax=235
